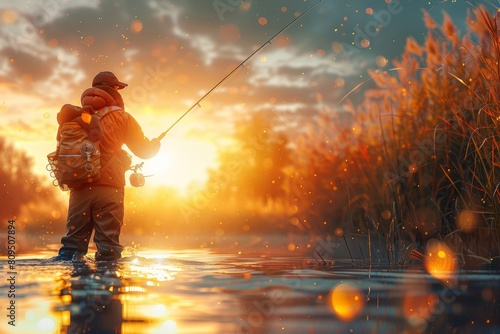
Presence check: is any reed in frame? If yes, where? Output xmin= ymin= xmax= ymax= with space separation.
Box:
xmin=359 ymin=6 xmax=500 ymax=264
xmin=290 ymin=6 xmax=500 ymax=265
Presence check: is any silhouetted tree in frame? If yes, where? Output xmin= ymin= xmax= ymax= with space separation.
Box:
xmin=0 ymin=136 xmax=62 ymax=227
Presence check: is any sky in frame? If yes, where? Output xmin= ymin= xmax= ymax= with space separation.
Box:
xmin=0 ymin=0 xmax=494 ymax=192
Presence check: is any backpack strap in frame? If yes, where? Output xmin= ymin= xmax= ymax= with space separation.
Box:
xmin=95 ymin=105 xmax=125 ymax=173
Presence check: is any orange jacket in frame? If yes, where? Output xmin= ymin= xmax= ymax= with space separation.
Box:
xmin=77 ymin=86 xmax=160 ymax=188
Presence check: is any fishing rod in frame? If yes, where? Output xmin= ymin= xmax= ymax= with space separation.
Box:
xmin=156 ymin=0 xmax=323 ymax=141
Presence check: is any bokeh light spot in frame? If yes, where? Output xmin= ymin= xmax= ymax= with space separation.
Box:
xmin=456 ymin=210 xmax=478 ymax=233
xmin=131 ymin=19 xmax=143 ymax=33
xmin=334 ymin=77 xmax=345 ymax=88
xmin=332 ymin=41 xmax=343 ymax=54
xmin=403 ymin=282 xmax=438 ymax=325
xmin=1 ymin=9 xmax=19 ymax=24
xmin=258 ymin=17 xmax=268 ymax=25
xmin=274 ymin=35 xmax=289 ymax=47
xmin=376 ymin=55 xmax=388 ymax=67
xmin=330 ymin=282 xmax=364 ymax=321
xmin=240 ymin=2 xmax=251 ymax=11
xmin=425 ymin=239 xmax=457 ymax=281
xmin=381 ymin=210 xmax=391 ymax=220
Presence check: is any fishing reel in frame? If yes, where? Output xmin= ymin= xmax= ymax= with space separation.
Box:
xmin=129 ymin=162 xmax=152 ymax=187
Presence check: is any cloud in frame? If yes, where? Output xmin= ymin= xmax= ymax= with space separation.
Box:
xmin=248 ymin=48 xmax=357 ymax=89
xmin=0 ymin=0 xmax=485 ymax=180
xmin=0 ymin=3 xmax=93 ymax=101
xmin=0 ymin=0 xmax=359 ymax=112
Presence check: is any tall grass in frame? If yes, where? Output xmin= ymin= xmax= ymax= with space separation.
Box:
xmin=359 ymin=6 xmax=499 ymax=264
xmin=288 ymin=6 xmax=500 ymax=264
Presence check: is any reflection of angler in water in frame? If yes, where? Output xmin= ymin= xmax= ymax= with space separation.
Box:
xmin=55 ymin=262 xmax=124 ymax=334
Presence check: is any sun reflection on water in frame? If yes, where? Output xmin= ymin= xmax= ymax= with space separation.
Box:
xmin=117 ymin=259 xmax=182 ymax=333
xmin=128 ymin=262 xmax=181 ymax=282
xmin=1 ymin=246 xmax=499 ymax=333
xmin=0 ymin=296 xmax=61 ymax=334
xmin=45 ymin=254 xmax=184 ymax=334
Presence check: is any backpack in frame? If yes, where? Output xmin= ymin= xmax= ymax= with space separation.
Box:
xmin=47 ymin=105 xmax=113 ymax=191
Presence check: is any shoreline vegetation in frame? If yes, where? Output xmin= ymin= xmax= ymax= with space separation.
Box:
xmin=1 ymin=6 xmax=499 ymax=268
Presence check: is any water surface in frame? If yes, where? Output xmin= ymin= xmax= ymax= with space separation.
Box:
xmin=1 ymin=248 xmax=499 ymax=334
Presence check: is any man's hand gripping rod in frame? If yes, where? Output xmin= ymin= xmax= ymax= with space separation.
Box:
xmin=156 ymin=0 xmax=323 ymax=141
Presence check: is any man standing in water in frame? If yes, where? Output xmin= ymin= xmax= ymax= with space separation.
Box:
xmin=55 ymin=71 xmax=161 ymax=261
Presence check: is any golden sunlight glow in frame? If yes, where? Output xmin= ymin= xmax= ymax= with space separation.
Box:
xmin=425 ymin=239 xmax=457 ymax=281
xmin=158 ymin=320 xmax=178 ymax=334
xmin=37 ymin=317 xmax=56 ymax=332
xmin=329 ymin=282 xmax=365 ymax=321
xmin=135 ymin=303 xmax=168 ymax=319
xmin=128 ymin=263 xmax=181 ymax=282
xmin=123 ymin=302 xmax=169 ymax=321
xmin=0 ymin=297 xmax=60 ymax=334
xmin=141 ymin=139 xmax=218 ymax=194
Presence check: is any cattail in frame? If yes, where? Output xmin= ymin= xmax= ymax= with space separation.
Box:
xmin=496 ymin=9 xmax=500 ymax=42
xmin=422 ymin=9 xmax=437 ymax=30
xmin=365 ymin=88 xmax=385 ymax=100
xmin=406 ymin=36 xmax=422 ymax=56
xmin=408 ymin=58 xmax=420 ymax=77
xmin=425 ymin=32 xmax=439 ymax=60
xmin=442 ymin=12 xmax=457 ymax=41
xmin=465 ymin=11 xmax=479 ymax=35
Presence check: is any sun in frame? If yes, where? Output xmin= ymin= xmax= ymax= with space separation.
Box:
xmin=135 ymin=138 xmax=218 ymax=194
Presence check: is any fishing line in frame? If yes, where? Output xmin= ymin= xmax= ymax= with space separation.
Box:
xmin=157 ymin=0 xmax=323 ymax=141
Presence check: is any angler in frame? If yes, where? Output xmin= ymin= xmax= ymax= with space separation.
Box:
xmin=50 ymin=72 xmax=161 ymax=262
